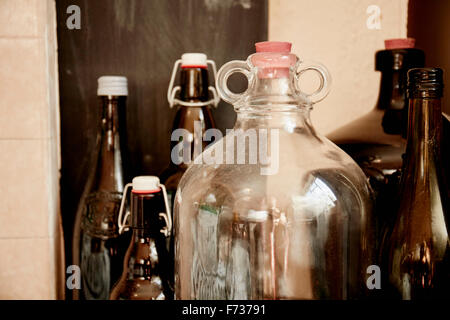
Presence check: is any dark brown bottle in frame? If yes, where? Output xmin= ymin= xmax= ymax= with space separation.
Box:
xmin=72 ymin=76 xmax=131 ymax=300
xmin=382 ymin=68 xmax=450 ymax=299
xmin=161 ymin=53 xmax=216 ymax=208
xmin=161 ymin=54 xmax=217 ymax=293
xmin=110 ymin=176 xmax=172 ymax=300
xmin=327 ymin=39 xmax=425 ymax=246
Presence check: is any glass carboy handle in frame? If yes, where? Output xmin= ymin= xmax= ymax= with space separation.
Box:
xmin=216 ymin=60 xmax=251 ymax=105
xmin=295 ymin=61 xmax=331 ymax=104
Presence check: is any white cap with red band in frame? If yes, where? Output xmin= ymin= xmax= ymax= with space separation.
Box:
xmin=181 ymin=53 xmax=207 ymax=67
xmin=132 ymin=176 xmax=160 ymax=192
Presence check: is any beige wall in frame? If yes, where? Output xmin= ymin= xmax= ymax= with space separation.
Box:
xmin=0 ymin=0 xmax=64 ymax=299
xmin=269 ymin=0 xmax=408 ymax=135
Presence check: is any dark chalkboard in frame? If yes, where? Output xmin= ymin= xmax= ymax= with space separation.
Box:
xmin=56 ymin=0 xmax=268 ymax=282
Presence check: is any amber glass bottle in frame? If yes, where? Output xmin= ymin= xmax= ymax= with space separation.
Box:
xmin=161 ymin=53 xmax=216 ymax=209
xmin=110 ymin=176 xmax=172 ymax=300
xmin=161 ymin=54 xmax=217 ymax=292
xmin=328 ymin=39 xmax=425 ymax=246
xmin=72 ymin=76 xmax=131 ymax=300
xmin=382 ymin=68 xmax=450 ymax=299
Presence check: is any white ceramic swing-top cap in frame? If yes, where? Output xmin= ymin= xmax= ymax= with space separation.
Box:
xmin=97 ymin=76 xmax=128 ymax=96
xmin=132 ymin=176 xmax=160 ymax=192
xmin=181 ymin=53 xmax=207 ymax=68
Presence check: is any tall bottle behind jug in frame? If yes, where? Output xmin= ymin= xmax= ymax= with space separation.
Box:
xmin=328 ymin=38 xmax=425 ymax=246
xmin=161 ymin=54 xmax=219 ymax=293
xmin=382 ymin=68 xmax=450 ymax=299
xmin=72 ymin=76 xmax=130 ymax=300
xmin=161 ymin=53 xmax=219 ymax=209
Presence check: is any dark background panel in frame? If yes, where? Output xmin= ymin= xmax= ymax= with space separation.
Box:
xmin=408 ymin=0 xmax=450 ymax=115
xmin=56 ymin=0 xmax=268 ymax=268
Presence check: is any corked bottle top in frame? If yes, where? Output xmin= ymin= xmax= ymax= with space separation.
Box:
xmin=407 ymin=68 xmax=444 ymax=98
xmin=384 ymin=38 xmax=415 ymax=50
xmin=376 ymin=38 xmax=424 ymax=71
xmin=255 ymin=41 xmax=292 ymax=53
xmin=251 ymin=41 xmax=297 ymax=78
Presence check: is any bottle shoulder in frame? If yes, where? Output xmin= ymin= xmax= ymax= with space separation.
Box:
xmin=327 ymin=109 xmax=406 ymax=172
xmin=327 ymin=109 xmax=405 ymax=147
xmin=176 ymin=130 xmax=372 ymax=220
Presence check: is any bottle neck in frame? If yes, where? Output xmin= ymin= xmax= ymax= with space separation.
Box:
xmin=99 ymin=96 xmax=126 ymax=141
xmin=375 ymin=69 xmax=409 ymax=136
xmin=179 ymin=67 xmax=209 ymax=101
xmin=124 ymin=192 xmax=167 ymax=280
xmin=130 ymin=192 xmax=164 ymax=234
xmin=376 ymin=70 xmax=406 ymax=111
xmin=233 ymin=76 xmax=316 ymax=138
xmin=234 ymin=76 xmax=312 ymax=131
xmin=95 ymin=96 xmax=127 ymax=190
xmin=176 ymin=68 xmax=212 ymax=123
xmin=403 ymin=97 xmax=443 ymax=181
xmin=171 ymin=68 xmax=215 ymax=167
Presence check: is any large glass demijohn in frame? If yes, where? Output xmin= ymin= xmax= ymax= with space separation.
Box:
xmin=174 ymin=41 xmax=374 ymax=300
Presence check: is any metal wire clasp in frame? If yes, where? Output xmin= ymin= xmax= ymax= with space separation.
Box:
xmin=118 ymin=183 xmax=132 ymax=235
xmin=117 ymin=183 xmax=172 ymax=237
xmin=167 ymin=59 xmax=220 ymax=108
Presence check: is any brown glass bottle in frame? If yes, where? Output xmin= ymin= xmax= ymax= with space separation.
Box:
xmin=161 ymin=65 xmax=215 ymax=207
xmin=382 ymin=68 xmax=450 ymax=299
xmin=327 ymin=40 xmax=425 ymax=247
xmin=161 ymin=58 xmax=216 ymax=293
xmin=72 ymin=77 xmax=131 ymax=300
xmin=110 ymin=178 xmax=172 ymax=300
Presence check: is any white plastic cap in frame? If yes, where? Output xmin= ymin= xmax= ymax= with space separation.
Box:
xmin=132 ymin=176 xmax=160 ymax=192
xmin=97 ymin=76 xmax=128 ymax=96
xmin=181 ymin=53 xmax=207 ymax=67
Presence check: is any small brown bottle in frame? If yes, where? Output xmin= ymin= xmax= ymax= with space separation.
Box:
xmin=382 ymin=68 xmax=450 ymax=299
xmin=110 ymin=176 xmax=172 ymax=300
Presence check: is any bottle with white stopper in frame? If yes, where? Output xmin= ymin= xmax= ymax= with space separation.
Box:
xmin=110 ymin=176 xmax=172 ymax=300
xmin=72 ymin=76 xmax=130 ymax=300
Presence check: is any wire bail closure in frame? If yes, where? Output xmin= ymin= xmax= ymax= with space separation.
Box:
xmin=118 ymin=182 xmax=172 ymax=237
xmin=167 ymin=59 xmax=220 ymax=108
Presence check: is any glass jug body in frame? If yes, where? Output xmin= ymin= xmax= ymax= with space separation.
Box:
xmin=174 ymin=42 xmax=374 ymax=300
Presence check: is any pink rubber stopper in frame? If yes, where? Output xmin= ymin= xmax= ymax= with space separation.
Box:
xmin=384 ymin=38 xmax=415 ymax=50
xmin=252 ymin=41 xmax=296 ymax=78
xmin=255 ymin=41 xmax=292 ymax=53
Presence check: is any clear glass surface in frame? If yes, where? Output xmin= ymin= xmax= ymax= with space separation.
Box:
xmin=174 ymin=51 xmax=374 ymax=300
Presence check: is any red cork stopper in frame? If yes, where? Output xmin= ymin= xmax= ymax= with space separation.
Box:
xmin=252 ymin=41 xmax=296 ymax=79
xmin=255 ymin=41 xmax=292 ymax=53
xmin=384 ymin=38 xmax=415 ymax=50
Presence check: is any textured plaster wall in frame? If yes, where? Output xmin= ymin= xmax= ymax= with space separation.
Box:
xmin=269 ymin=0 xmax=408 ymax=135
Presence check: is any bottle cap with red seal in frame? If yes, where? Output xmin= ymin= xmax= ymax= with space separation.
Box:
xmin=132 ymin=176 xmax=161 ymax=193
xmin=181 ymin=53 xmax=207 ymax=68
xmin=376 ymin=38 xmax=424 ymax=71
